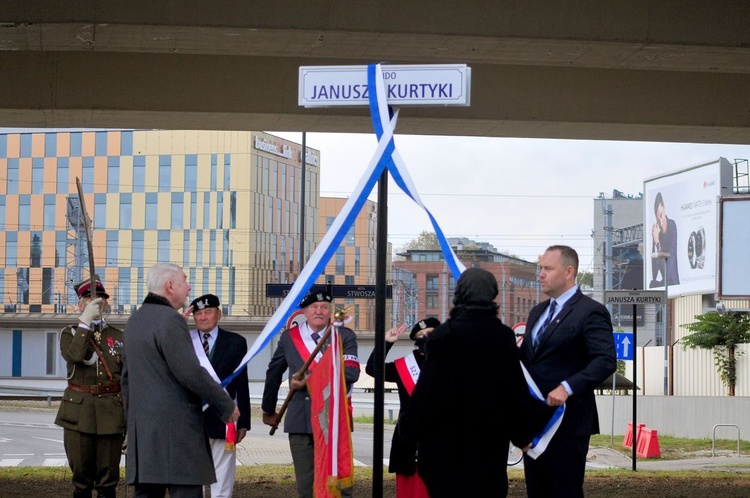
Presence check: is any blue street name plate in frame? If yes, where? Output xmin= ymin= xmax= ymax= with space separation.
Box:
xmin=266 ymin=284 xmax=392 ymax=299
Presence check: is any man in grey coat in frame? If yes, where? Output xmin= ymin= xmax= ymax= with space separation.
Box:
xmin=122 ymin=263 xmax=240 ymax=498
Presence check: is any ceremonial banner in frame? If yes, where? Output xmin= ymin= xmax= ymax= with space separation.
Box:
xmin=308 ymin=329 xmax=354 ymax=497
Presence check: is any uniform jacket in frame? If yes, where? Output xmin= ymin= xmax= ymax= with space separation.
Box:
xmin=399 ymin=308 xmax=538 ymax=498
xmin=519 ymin=289 xmax=617 ymax=437
xmin=365 ymin=343 xmax=421 ymax=475
xmin=198 ymin=327 xmax=251 ymax=439
xmin=262 ymin=323 xmax=360 ymax=434
xmin=122 ymin=293 xmax=236 ymax=486
xmin=55 ymin=322 xmax=126 ymax=435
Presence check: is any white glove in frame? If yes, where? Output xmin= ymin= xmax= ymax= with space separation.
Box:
xmin=80 ymin=297 xmax=103 ymax=326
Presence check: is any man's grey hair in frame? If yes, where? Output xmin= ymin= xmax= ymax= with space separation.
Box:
xmin=147 ymin=263 xmax=183 ymax=293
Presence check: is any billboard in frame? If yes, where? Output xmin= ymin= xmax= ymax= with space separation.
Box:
xmin=719 ymin=197 xmax=750 ymax=299
xmin=643 ymin=158 xmax=733 ymax=297
xmin=610 ymin=242 xmax=644 ymax=327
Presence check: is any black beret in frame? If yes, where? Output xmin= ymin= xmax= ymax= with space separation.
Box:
xmin=74 ymin=276 xmax=110 ymax=300
xmin=190 ymin=293 xmax=221 ymax=311
xmin=410 ymin=317 xmax=441 ymax=340
xmin=299 ymin=287 xmax=333 ymax=308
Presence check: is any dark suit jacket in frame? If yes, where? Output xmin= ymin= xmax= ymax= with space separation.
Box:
xmin=519 ymin=289 xmax=616 ymax=437
xmin=204 ymin=327 xmax=251 ymax=439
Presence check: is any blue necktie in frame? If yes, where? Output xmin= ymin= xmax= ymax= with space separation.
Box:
xmin=311 ymin=332 xmax=320 ymax=344
xmin=533 ymin=300 xmax=556 ymax=351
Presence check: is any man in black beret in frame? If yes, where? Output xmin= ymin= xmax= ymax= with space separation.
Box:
xmin=189 ymin=294 xmax=251 ymax=498
xmin=262 ymin=287 xmax=360 ymax=498
xmin=55 ymin=276 xmax=125 ymax=498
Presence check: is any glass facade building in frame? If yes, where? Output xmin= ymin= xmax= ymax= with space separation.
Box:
xmin=0 ymin=129 xmax=320 ymax=316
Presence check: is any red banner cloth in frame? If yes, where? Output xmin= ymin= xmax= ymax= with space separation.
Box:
xmin=308 ymin=329 xmax=354 ymax=497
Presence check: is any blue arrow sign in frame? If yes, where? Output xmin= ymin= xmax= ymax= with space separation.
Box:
xmin=614 ymin=332 xmax=634 ymax=361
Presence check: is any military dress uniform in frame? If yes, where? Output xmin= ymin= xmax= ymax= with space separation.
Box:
xmin=55 ymin=319 xmax=126 ymax=498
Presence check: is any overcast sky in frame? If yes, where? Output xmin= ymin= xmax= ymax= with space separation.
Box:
xmin=271 ymin=131 xmax=750 ymax=273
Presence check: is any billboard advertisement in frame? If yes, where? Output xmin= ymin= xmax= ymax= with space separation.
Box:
xmin=719 ymin=197 xmax=750 ymax=299
xmin=643 ymin=158 xmax=733 ymax=297
xmin=610 ymin=241 xmax=644 ymax=328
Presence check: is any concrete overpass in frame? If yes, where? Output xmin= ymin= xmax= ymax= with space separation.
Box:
xmin=1 ymin=1 xmax=749 ymax=143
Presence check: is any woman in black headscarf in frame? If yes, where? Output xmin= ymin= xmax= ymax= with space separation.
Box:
xmin=399 ymin=268 xmax=539 ymax=498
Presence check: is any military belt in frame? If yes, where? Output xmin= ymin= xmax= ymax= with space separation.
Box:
xmin=67 ymin=382 xmax=121 ymax=395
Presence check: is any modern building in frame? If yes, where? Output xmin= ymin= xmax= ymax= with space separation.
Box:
xmin=393 ymin=239 xmax=540 ymax=328
xmin=0 ymin=129 xmax=321 ymax=317
xmin=318 ymin=197 xmax=388 ymax=334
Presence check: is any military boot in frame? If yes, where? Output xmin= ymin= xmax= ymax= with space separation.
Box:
xmin=97 ymin=486 xmax=117 ymax=498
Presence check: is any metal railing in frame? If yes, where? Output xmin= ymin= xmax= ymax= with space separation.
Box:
xmin=712 ymin=424 xmax=741 ymax=457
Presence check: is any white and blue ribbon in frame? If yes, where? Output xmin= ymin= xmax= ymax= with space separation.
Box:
xmin=520 ymin=363 xmax=565 ymax=459
xmin=222 ymin=63 xmax=464 ymax=388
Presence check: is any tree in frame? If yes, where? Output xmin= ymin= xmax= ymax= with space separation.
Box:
xmin=681 ymin=311 xmax=750 ymax=396
xmin=577 ymin=270 xmax=593 ymax=288
xmin=399 ymin=231 xmax=440 ymax=251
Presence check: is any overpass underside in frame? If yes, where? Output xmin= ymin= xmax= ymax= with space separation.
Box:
xmin=1 ymin=1 xmax=749 ymax=143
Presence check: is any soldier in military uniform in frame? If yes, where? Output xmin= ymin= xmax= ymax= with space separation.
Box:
xmin=55 ymin=278 xmax=126 ymax=498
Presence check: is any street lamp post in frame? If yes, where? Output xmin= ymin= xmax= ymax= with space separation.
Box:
xmin=652 ymin=251 xmax=671 ymax=396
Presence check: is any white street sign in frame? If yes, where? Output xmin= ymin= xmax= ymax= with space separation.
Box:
xmin=603 ymin=290 xmax=665 ymax=305
xmin=299 ymin=64 xmax=471 ymax=107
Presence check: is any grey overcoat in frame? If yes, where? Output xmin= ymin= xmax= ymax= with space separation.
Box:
xmin=122 ymin=293 xmax=236 ymax=486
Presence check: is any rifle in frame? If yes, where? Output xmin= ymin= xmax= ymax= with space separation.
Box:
xmin=75 ymin=177 xmax=97 ymax=301
xmin=268 ymin=322 xmax=333 ymax=436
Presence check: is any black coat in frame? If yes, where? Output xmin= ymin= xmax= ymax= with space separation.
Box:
xmin=201 ymin=327 xmax=251 ymax=439
xmin=400 ymin=308 xmax=538 ymax=498
xmin=365 ymin=342 xmax=423 ymax=475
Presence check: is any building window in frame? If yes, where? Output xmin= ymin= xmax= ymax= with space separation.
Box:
xmin=32 ymin=158 xmax=44 ymax=194
xmin=426 ymin=294 xmax=438 ymax=309
xmin=120 ymin=193 xmax=132 ymax=229
xmin=230 ymin=192 xmax=236 ymax=229
xmin=196 ymin=231 xmax=203 ymax=266
xmin=132 ymin=231 xmax=144 ymax=267
xmin=43 ymin=194 xmax=55 ymax=230
xmin=121 ymin=131 xmax=133 ymax=156
xmin=211 ymin=154 xmax=218 ymax=191
xmin=346 ymin=224 xmax=355 ymax=246
xmin=57 ymin=157 xmax=69 ymax=193
xmin=158 ymin=230 xmax=170 ymax=263
xmin=0 ymin=134 xmax=6 ymax=157
xmin=107 ymin=157 xmax=120 ymax=193
xmin=119 ymin=267 xmax=131 ymax=312
xmin=70 ymin=132 xmax=82 ymax=156
xmin=20 ymin=134 xmax=31 ymax=157
xmin=56 ymin=231 xmax=66 ymax=267
xmin=355 ymin=247 xmax=360 ymax=276
xmin=30 ymin=232 xmax=42 ymax=267
xmin=183 ymin=231 xmax=190 ymax=268
xmin=82 ymin=157 xmax=94 ymax=193
xmin=335 ymin=247 xmax=345 ymax=275
xmin=7 ymin=158 xmax=18 ymax=194
xmin=204 ymin=192 xmax=211 ymax=229
xmin=133 ymin=156 xmax=145 ymax=193
xmin=185 ymin=154 xmax=197 ymax=193
xmin=217 ymin=193 xmax=223 ymax=229
xmin=107 ymin=231 xmax=118 ymax=266
xmin=209 ymin=230 xmax=216 ymax=266
xmin=6 ymin=232 xmax=17 ymax=266
xmin=426 ymin=274 xmax=439 ymax=292
xmin=95 ymin=131 xmax=107 ymax=156
xmin=19 ymin=195 xmax=30 ymax=231
xmin=159 ymin=155 xmax=171 ymax=192
xmin=172 ymin=192 xmax=184 ymax=230
xmin=42 ymin=267 xmax=53 ymax=304
xmin=45 ymin=134 xmax=57 ymax=157
xmin=94 ymin=194 xmax=106 ymax=230
xmin=345 ymin=275 xmax=354 ymax=285
xmin=145 ymin=193 xmax=158 ymax=229
xmin=190 ymin=193 xmax=197 ymax=229
xmin=224 ymin=155 xmax=231 ymax=190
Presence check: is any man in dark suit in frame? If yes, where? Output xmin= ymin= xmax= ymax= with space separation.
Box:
xmin=520 ymin=245 xmax=617 ymax=498
xmin=189 ymin=293 xmax=251 ymax=498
